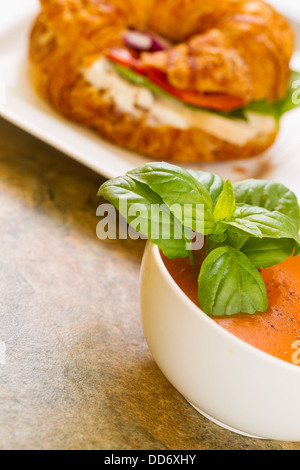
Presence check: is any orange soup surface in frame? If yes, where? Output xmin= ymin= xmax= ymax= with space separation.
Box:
xmin=162 ymin=253 xmax=300 ymax=366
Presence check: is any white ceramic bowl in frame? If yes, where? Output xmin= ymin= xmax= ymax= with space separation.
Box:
xmin=139 ymin=241 xmax=300 ymax=441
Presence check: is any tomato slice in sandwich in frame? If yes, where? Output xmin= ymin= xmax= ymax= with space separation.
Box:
xmin=106 ymin=48 xmax=245 ymax=112
xmin=144 ymin=68 xmax=245 ymax=112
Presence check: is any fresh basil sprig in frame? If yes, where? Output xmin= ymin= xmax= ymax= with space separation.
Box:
xmin=98 ymin=162 xmax=300 ymax=317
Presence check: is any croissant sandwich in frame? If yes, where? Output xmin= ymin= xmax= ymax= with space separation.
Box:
xmin=29 ymin=0 xmax=300 ymax=163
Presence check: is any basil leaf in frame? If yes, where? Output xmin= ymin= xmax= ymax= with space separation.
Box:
xmin=233 ymin=179 xmax=300 ymax=223
xmin=187 ymin=170 xmax=224 ymax=207
xmin=227 ymin=204 xmax=300 ymax=246
xmin=206 ymin=227 xmax=249 ymax=253
xmin=208 ymin=225 xmax=297 ymax=268
xmin=223 ymin=218 xmax=263 ymax=238
xmin=127 ymin=162 xmax=215 ymax=235
xmin=198 ymin=246 xmax=268 ymax=316
xmin=207 ymin=230 xmax=296 ymax=268
xmin=213 ymin=179 xmax=236 ymax=223
xmin=208 ymin=228 xmax=228 ymax=244
xmin=294 ymin=243 xmax=300 ymax=257
xmin=240 ymin=237 xmax=295 ymax=268
xmin=98 ymin=175 xmax=190 ymax=259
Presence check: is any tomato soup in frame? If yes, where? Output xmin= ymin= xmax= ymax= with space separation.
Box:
xmin=162 ymin=253 xmax=300 ymax=366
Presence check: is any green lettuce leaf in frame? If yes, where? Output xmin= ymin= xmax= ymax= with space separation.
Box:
xmin=246 ymin=70 xmax=300 ymax=121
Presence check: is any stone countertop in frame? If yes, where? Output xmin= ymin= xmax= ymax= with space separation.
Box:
xmin=0 ymin=117 xmax=299 ymax=450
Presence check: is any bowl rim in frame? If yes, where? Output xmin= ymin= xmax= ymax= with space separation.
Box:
xmin=148 ymin=241 xmax=300 ymax=375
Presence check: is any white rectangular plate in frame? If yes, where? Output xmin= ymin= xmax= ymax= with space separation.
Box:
xmin=1 ymin=0 xmax=300 ymax=194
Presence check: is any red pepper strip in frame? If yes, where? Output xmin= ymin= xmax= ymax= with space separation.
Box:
xmin=106 ymin=48 xmax=139 ymax=69
xmin=106 ymin=48 xmax=246 ymax=112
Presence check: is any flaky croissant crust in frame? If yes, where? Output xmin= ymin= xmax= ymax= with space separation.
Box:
xmin=29 ymin=0 xmax=294 ymax=162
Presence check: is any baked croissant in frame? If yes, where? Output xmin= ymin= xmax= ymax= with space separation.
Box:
xmin=29 ymin=0 xmax=296 ymax=162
